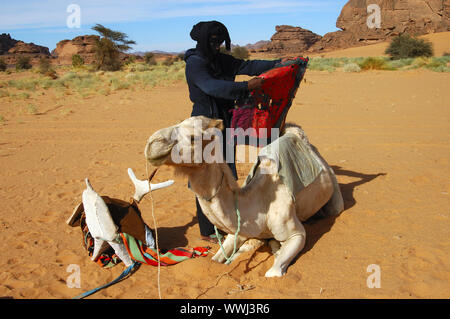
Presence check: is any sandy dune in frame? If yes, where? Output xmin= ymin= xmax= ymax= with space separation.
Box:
xmin=0 ymin=40 xmax=449 ymax=299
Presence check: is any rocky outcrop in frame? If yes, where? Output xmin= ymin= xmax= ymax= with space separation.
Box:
xmin=310 ymin=0 xmax=450 ymax=52
xmin=245 ymin=40 xmax=271 ymax=52
xmin=263 ymin=25 xmax=322 ymax=53
xmin=0 ymin=33 xmax=18 ymax=55
xmin=52 ymin=35 xmax=100 ymax=65
xmin=255 ymin=0 xmax=450 ymax=55
xmin=0 ymin=33 xmax=51 ymax=65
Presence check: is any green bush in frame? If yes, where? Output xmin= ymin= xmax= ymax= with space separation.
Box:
xmin=162 ymin=56 xmax=175 ymax=66
xmin=343 ymin=63 xmax=361 ymax=73
xmin=94 ymin=37 xmax=122 ymax=71
xmin=16 ymin=56 xmax=32 ymax=70
xmin=124 ymin=55 xmax=136 ymax=65
xmin=38 ymin=57 xmax=52 ymax=74
xmin=0 ymin=58 xmax=6 ymax=72
xmin=386 ymin=58 xmax=414 ymax=69
xmin=308 ymin=58 xmax=337 ymax=72
xmin=92 ymin=24 xmax=136 ymax=72
xmin=358 ymin=57 xmax=390 ymax=70
xmin=231 ymin=46 xmax=249 ymax=60
xmin=144 ymin=52 xmax=157 ymax=65
xmin=72 ymin=54 xmax=84 ymax=67
xmin=385 ymin=34 xmax=434 ymax=60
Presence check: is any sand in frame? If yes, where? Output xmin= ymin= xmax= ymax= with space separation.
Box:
xmin=0 ymin=36 xmax=449 ymax=300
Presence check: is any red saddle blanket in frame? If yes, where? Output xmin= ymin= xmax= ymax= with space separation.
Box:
xmin=230 ymin=57 xmax=309 ymax=143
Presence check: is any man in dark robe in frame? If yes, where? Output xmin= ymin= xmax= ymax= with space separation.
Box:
xmin=184 ymin=21 xmax=281 ymax=243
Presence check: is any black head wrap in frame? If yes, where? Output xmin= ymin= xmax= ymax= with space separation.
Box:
xmin=190 ymin=21 xmax=231 ymax=77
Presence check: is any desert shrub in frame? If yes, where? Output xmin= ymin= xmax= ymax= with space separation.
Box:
xmin=0 ymin=89 xmax=9 ymax=98
xmin=385 ymin=34 xmax=434 ymax=60
xmin=15 ymin=56 xmax=32 ymax=70
xmin=386 ymin=58 xmax=414 ymax=69
xmin=144 ymin=52 xmax=157 ymax=65
xmin=7 ymin=78 xmax=38 ymax=90
xmin=162 ymin=56 xmax=175 ymax=66
xmin=231 ymin=46 xmax=249 ymax=60
xmin=358 ymin=57 xmax=390 ymax=70
xmin=15 ymin=92 xmax=30 ymax=99
xmin=0 ymin=58 xmax=6 ymax=72
xmin=92 ymin=24 xmax=136 ymax=71
xmin=109 ymin=77 xmax=130 ymax=90
xmin=38 ymin=57 xmax=52 ymax=74
xmin=423 ymin=57 xmax=450 ymax=73
xmin=308 ymin=58 xmax=337 ymax=72
xmin=94 ymin=37 xmax=122 ymax=71
xmin=136 ymin=63 xmax=150 ymax=72
xmin=443 ymin=52 xmax=450 ymax=57
xmin=124 ymin=55 xmax=136 ymax=65
xmin=410 ymin=56 xmax=431 ymax=68
xmin=72 ymin=54 xmax=84 ymax=67
xmin=26 ymin=103 xmax=38 ymax=114
xmin=343 ymin=63 xmax=361 ymax=72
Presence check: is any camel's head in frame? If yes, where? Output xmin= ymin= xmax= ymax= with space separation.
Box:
xmin=145 ymin=116 xmax=224 ymax=167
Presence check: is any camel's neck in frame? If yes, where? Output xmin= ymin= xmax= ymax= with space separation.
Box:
xmin=187 ymin=163 xmax=241 ymax=233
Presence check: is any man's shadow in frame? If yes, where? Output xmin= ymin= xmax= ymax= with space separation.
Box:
xmin=297 ymin=166 xmax=386 ymax=257
xmin=155 ymin=216 xmax=198 ymax=249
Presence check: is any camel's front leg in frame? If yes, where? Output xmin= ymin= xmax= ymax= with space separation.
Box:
xmin=212 ymin=234 xmax=247 ymax=264
xmin=265 ymin=223 xmax=306 ymax=277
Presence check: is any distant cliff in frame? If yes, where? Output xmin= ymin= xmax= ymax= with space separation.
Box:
xmin=255 ymin=0 xmax=450 ymax=55
xmin=0 ymin=33 xmax=50 ymax=65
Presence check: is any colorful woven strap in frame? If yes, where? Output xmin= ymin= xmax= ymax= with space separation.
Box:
xmin=120 ymin=233 xmax=210 ymax=266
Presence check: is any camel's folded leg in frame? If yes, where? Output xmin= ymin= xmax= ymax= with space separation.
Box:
xmin=212 ymin=234 xmax=247 ymax=264
xmin=265 ymin=225 xmax=306 ymax=278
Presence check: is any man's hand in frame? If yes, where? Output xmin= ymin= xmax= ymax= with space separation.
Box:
xmin=281 ymin=57 xmax=294 ymax=63
xmin=247 ymin=77 xmax=264 ymax=91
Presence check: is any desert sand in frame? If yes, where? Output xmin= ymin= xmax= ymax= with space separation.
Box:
xmin=0 ymin=35 xmax=449 ymax=299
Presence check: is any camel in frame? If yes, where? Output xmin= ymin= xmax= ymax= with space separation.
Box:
xmin=144 ymin=116 xmax=344 ymax=277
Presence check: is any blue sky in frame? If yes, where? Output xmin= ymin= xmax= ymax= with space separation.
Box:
xmin=0 ymin=0 xmax=348 ymax=53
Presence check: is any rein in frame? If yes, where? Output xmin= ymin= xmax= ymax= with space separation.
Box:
xmin=193 ymin=166 xmax=242 ymax=264
xmin=203 ymin=171 xmax=225 ymax=202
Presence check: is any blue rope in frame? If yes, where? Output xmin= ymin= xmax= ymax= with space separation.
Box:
xmin=73 ymin=262 xmax=140 ymax=299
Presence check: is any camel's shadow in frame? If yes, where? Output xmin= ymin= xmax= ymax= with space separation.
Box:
xmin=152 ymin=166 xmax=386 ymax=264
xmin=298 ymin=166 xmax=386 ymax=257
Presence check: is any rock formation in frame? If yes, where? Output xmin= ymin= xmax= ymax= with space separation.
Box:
xmin=0 ymin=33 xmax=51 ymax=65
xmin=52 ymin=35 xmax=100 ymax=65
xmin=0 ymin=33 xmax=18 ymax=55
xmin=256 ymin=0 xmax=450 ymax=55
xmin=245 ymin=40 xmax=271 ymax=53
xmin=263 ymin=25 xmax=322 ymax=53
xmin=310 ymin=0 xmax=450 ymax=52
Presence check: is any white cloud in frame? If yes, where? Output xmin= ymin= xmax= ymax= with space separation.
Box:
xmin=0 ymin=0 xmax=334 ymax=30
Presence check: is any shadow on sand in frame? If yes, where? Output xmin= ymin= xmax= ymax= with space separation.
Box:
xmin=298 ymin=166 xmax=386 ymax=258
xmin=154 ymin=215 xmax=198 ymax=249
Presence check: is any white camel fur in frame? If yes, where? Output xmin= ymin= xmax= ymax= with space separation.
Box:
xmin=144 ymin=116 xmax=344 ymax=277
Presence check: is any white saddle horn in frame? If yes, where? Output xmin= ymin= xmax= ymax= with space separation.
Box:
xmin=127 ymin=168 xmax=174 ymax=202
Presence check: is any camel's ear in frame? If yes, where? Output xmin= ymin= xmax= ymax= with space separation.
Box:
xmin=207 ymin=119 xmax=224 ymax=131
